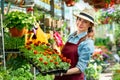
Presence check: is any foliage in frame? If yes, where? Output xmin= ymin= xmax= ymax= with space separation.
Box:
xmin=0 ymin=55 xmax=33 ymax=80
xmin=95 ymin=37 xmax=113 ymax=50
xmin=114 ymin=24 xmax=120 ymax=52
xmin=4 ymin=11 xmax=36 ymax=30
xmin=111 ymin=63 xmax=120 ymax=80
xmin=111 ymin=63 xmax=120 ymax=71
xmin=61 ymin=21 xmax=70 ymax=42
xmin=36 ymin=74 xmax=54 ymax=80
xmin=85 ymin=63 xmax=101 ymax=80
xmin=0 ymin=55 xmax=54 ymax=80
xmin=33 ymin=7 xmax=44 ymax=22
xmin=112 ymin=73 xmax=120 ymax=80
xmin=73 ymin=0 xmax=79 ymax=2
xmin=4 ymin=32 xmax=24 ymax=49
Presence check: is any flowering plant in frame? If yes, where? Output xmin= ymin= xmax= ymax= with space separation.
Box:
xmin=96 ymin=5 xmax=120 ymax=25
xmin=53 ymin=31 xmax=63 ymax=47
xmin=20 ymin=41 xmax=71 ymax=74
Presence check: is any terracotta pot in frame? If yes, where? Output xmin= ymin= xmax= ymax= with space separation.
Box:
xmin=9 ymin=27 xmax=27 ymax=37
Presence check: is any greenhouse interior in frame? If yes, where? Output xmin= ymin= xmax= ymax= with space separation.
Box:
xmin=0 ymin=0 xmax=120 ymax=80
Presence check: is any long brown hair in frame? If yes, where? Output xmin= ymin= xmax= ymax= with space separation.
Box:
xmin=87 ymin=26 xmax=94 ymax=40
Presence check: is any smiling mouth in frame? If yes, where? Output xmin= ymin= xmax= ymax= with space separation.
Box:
xmin=79 ymin=26 xmax=84 ymax=28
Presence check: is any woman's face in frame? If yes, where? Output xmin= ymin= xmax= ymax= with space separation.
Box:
xmin=76 ymin=17 xmax=91 ymax=33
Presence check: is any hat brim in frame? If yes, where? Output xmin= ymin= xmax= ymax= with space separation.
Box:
xmin=74 ymin=13 xmax=94 ymax=25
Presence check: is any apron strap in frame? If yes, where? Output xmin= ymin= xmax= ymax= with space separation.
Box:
xmin=77 ymin=35 xmax=88 ymax=45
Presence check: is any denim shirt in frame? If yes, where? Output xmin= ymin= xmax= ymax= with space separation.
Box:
xmin=67 ymin=31 xmax=95 ymax=72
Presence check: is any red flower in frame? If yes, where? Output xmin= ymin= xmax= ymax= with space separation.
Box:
xmin=54 ymin=62 xmax=58 ymax=65
xmin=27 ymin=7 xmax=33 ymax=12
xmin=43 ymin=52 xmax=46 ymax=56
xmin=48 ymin=52 xmax=52 ymax=55
xmin=39 ymin=58 xmax=43 ymax=61
xmin=43 ymin=62 xmax=48 ymax=65
xmin=34 ymin=43 xmax=39 ymax=46
xmin=25 ymin=45 xmax=31 ymax=50
xmin=66 ymin=59 xmax=71 ymax=64
xmin=50 ymin=59 xmax=53 ymax=62
xmin=26 ymin=41 xmax=33 ymax=45
xmin=46 ymin=43 xmax=50 ymax=46
xmin=59 ymin=54 xmax=63 ymax=59
xmin=62 ymin=57 xmax=67 ymax=62
xmin=34 ymin=50 xmax=38 ymax=54
xmin=41 ymin=42 xmax=45 ymax=45
xmin=37 ymin=41 xmax=41 ymax=44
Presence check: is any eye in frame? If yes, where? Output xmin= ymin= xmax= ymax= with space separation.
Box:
xmin=77 ymin=17 xmax=81 ymax=21
xmin=84 ymin=20 xmax=88 ymax=23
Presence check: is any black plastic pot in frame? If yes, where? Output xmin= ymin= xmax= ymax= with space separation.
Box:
xmin=5 ymin=49 xmax=19 ymax=52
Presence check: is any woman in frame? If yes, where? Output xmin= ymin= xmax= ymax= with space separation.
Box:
xmin=54 ymin=8 xmax=95 ymax=80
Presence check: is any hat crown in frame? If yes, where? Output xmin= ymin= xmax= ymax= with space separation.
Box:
xmin=80 ymin=8 xmax=95 ymax=20
xmin=74 ymin=8 xmax=95 ymax=24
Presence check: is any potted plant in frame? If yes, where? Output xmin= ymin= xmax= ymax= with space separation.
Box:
xmin=4 ymin=11 xmax=36 ymax=37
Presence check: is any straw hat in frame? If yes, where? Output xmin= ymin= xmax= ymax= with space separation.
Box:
xmin=74 ymin=8 xmax=95 ymax=24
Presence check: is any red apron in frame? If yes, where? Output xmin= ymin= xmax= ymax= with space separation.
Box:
xmin=54 ymin=36 xmax=87 ymax=80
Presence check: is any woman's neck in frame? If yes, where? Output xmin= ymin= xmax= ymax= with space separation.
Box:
xmin=77 ymin=31 xmax=87 ymax=35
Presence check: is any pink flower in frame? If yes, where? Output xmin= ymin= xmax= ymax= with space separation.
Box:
xmin=53 ymin=31 xmax=63 ymax=47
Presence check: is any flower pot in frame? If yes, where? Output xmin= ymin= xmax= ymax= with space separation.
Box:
xmin=9 ymin=27 xmax=27 ymax=37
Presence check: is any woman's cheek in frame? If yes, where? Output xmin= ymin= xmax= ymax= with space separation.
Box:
xmin=76 ymin=21 xmax=79 ymax=26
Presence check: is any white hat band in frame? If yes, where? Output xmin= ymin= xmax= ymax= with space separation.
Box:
xmin=80 ymin=12 xmax=94 ymax=22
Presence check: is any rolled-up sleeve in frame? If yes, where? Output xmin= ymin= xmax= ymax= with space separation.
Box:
xmin=76 ymin=39 xmax=94 ymax=72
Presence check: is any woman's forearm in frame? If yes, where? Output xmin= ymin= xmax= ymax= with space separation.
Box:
xmin=64 ymin=67 xmax=81 ymax=75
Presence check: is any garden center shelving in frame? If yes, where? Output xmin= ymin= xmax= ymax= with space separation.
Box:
xmin=0 ymin=0 xmax=66 ymax=80
xmin=0 ymin=0 xmax=6 ymax=70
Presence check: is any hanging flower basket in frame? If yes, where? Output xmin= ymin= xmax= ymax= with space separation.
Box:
xmin=9 ymin=27 xmax=27 ymax=37
xmin=83 ymin=0 xmax=112 ymax=9
xmin=64 ymin=0 xmax=76 ymax=7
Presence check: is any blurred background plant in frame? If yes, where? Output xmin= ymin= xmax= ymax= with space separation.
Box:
xmin=95 ymin=5 xmax=120 ymax=25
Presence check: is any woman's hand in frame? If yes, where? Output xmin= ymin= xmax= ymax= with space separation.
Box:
xmin=64 ymin=67 xmax=81 ymax=75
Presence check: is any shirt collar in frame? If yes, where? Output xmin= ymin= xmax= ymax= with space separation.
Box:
xmin=72 ymin=31 xmax=87 ymax=39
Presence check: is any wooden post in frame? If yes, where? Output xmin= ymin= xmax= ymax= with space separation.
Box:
xmin=50 ymin=0 xmax=54 ymax=17
xmin=61 ymin=0 xmax=65 ymax=20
